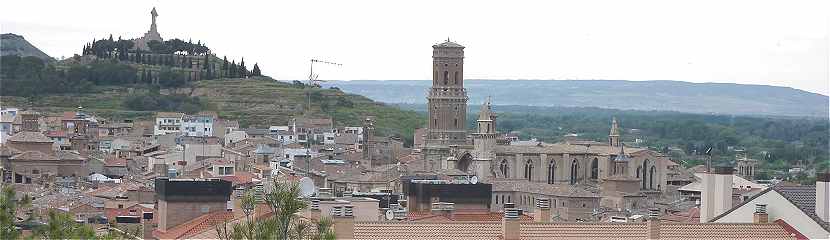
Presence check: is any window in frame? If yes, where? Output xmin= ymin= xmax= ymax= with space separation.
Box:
xmin=454 ymin=72 xmax=459 ymax=84
xmin=32 ymin=169 xmax=40 ymax=174
xmin=641 ymin=160 xmax=649 ymax=189
xmin=570 ymin=159 xmax=578 ymax=185
xmin=443 ymin=71 xmax=448 ymax=85
xmin=547 ymin=160 xmax=556 ymax=184
xmin=649 ymin=166 xmax=656 ymax=189
xmin=500 ymin=159 xmax=510 ymax=178
xmin=524 ymin=159 xmax=533 ymax=180
xmin=590 ymin=158 xmax=599 ymax=179
xmin=454 ymin=119 xmax=458 ymax=128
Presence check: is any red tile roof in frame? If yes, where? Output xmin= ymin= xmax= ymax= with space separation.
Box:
xmin=352 ymin=221 xmax=798 ymax=240
xmin=407 ymin=210 xmax=534 ymax=222
xmin=153 ymin=211 xmax=235 ymax=239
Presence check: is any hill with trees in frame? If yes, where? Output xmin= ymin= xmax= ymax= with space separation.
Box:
xmin=0 ymin=33 xmax=53 ymax=61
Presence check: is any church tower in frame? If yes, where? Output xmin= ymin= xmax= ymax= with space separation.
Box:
xmin=425 ymin=39 xmax=468 ymax=146
xmin=609 ymin=117 xmax=621 ymax=147
xmin=471 ymin=98 xmax=498 ymax=178
xmin=423 ymin=39 xmax=469 ymax=171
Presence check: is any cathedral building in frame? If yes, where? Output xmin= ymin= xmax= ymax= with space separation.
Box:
xmin=420 ymin=40 xmax=674 ymax=219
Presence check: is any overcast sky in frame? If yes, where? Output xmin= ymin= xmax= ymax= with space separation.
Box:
xmin=2 ymin=0 xmax=828 ymax=95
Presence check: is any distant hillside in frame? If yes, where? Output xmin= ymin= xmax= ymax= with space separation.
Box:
xmin=0 ymin=33 xmax=53 ymax=61
xmin=322 ymin=80 xmax=829 ymax=118
xmin=1 ymin=78 xmax=424 ymax=145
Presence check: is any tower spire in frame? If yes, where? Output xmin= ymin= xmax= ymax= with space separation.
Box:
xmin=610 ymin=117 xmax=620 ymax=136
xmin=608 ymin=117 xmax=621 ymax=147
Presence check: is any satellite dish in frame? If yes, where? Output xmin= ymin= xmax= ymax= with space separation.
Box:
xmin=470 ymin=176 xmax=479 ymax=184
xmin=299 ymin=177 xmax=316 ymax=198
xmin=385 ymin=209 xmax=394 ymax=220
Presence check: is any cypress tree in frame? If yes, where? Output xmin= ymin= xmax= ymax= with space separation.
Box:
xmin=230 ymin=60 xmax=237 ymax=78
xmin=239 ymin=58 xmax=246 ymax=78
xmin=252 ymin=63 xmax=261 ymax=76
xmin=222 ymin=56 xmax=229 ymax=78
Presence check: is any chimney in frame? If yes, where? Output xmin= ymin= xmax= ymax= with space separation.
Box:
xmin=502 ymin=207 xmax=521 ymax=240
xmin=700 ymin=166 xmax=733 ymax=223
xmin=647 ymin=208 xmax=660 ymax=240
xmin=309 ymin=198 xmax=321 ymax=221
xmin=332 ymin=205 xmax=355 ymax=239
xmin=535 ymin=198 xmax=551 ymax=223
xmin=753 ymin=204 xmax=768 ymax=224
xmin=817 ymin=172 xmax=829 ymax=222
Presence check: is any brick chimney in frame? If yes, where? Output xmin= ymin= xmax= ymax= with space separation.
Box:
xmin=155 ymin=178 xmax=232 ymax=231
xmin=817 ymin=172 xmax=829 ymax=222
xmin=332 ymin=205 xmax=355 ymax=239
xmin=753 ymin=204 xmax=768 ymax=224
xmin=647 ymin=208 xmax=660 ymax=240
xmin=502 ymin=207 xmax=521 ymax=240
xmin=309 ymin=198 xmax=321 ymax=221
xmin=700 ymin=166 xmax=733 ymax=222
xmin=535 ymin=198 xmax=551 ymax=223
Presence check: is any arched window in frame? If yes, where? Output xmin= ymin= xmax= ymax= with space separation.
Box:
xmin=524 ymin=159 xmax=533 ymax=180
xmin=636 ymin=166 xmax=642 ymax=178
xmin=433 ymin=119 xmax=438 ymax=128
xmin=507 ymin=195 xmax=511 ymax=204
xmin=649 ymin=166 xmax=656 ymax=189
xmin=547 ymin=160 xmax=556 ymax=184
xmin=454 ymin=72 xmax=459 ymax=84
xmin=443 ymin=71 xmax=448 ymax=85
xmin=641 ymin=160 xmax=649 ymax=189
xmin=500 ymin=159 xmax=509 ymax=178
xmin=570 ymin=159 xmax=578 ymax=185
xmin=454 ymin=118 xmax=458 ymax=128
xmin=434 ymin=70 xmax=439 ymax=85
xmin=590 ymin=158 xmax=599 ymax=179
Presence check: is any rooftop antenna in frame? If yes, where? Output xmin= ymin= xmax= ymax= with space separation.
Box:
xmin=308 ymin=58 xmax=342 ymax=87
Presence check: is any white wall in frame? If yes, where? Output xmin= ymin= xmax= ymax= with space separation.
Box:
xmin=714 ymin=190 xmax=829 ymax=239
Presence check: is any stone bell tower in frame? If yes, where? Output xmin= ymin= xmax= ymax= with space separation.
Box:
xmin=425 ymin=39 xmax=468 ymax=146
xmin=423 ymin=39 xmax=469 ymax=171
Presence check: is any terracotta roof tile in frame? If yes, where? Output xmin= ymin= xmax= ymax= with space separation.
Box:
xmin=352 ymin=222 xmax=797 ymax=240
xmin=7 ymin=131 xmax=52 ymax=143
xmin=153 ymin=211 xmax=235 ymax=239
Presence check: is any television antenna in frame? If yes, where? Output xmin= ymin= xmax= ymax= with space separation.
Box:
xmin=308 ymin=59 xmax=342 ymax=87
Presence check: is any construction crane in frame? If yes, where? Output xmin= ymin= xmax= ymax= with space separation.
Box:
xmin=308 ymin=58 xmax=342 ymax=87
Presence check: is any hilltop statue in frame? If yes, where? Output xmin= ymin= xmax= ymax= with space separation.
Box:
xmin=132 ymin=7 xmax=163 ymax=50
xmin=150 ymin=7 xmax=158 ymax=33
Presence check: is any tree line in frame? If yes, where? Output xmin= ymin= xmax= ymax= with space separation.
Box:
xmin=81 ymin=35 xmax=263 ymax=80
xmin=476 ymin=105 xmax=829 ymax=174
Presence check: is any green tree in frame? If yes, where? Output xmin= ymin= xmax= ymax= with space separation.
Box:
xmin=217 ymin=181 xmax=334 ymax=240
xmin=239 ymin=58 xmax=247 ymax=78
xmin=35 ymin=210 xmax=96 ymax=239
xmin=251 ymin=63 xmax=261 ymax=76
xmin=0 ymin=186 xmax=31 ymax=240
xmin=222 ymin=56 xmax=229 ymax=78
